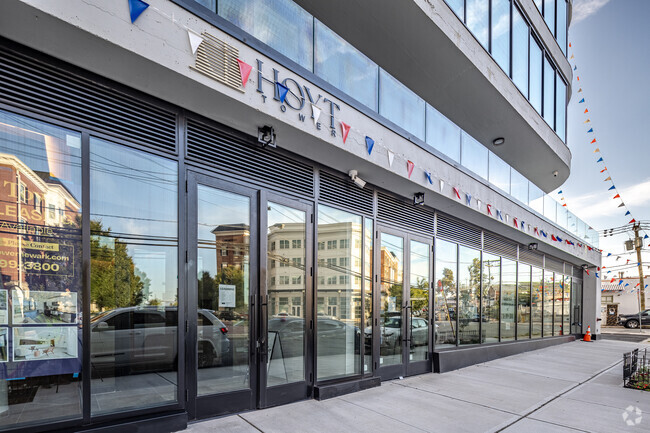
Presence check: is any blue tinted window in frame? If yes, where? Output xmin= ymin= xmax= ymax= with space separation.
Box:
xmin=466 ymin=0 xmax=489 ymax=48
xmin=219 ymin=0 xmax=314 ymax=71
xmin=557 ymin=0 xmax=567 ymax=54
xmin=529 ymin=38 xmax=543 ymax=115
xmin=556 ymin=75 xmax=566 ymax=142
xmin=488 ymin=152 xmax=510 ymax=193
xmin=543 ymin=57 xmax=555 ymax=129
xmin=314 ymin=20 xmax=378 ymax=110
xmin=544 ymin=0 xmax=555 ymax=36
xmin=534 ymin=0 xmax=542 ymax=11
xmin=446 ymin=0 xmax=465 ymax=19
xmin=512 ymin=7 xmax=529 ymax=97
xmin=426 ymin=104 xmax=461 ymax=162
xmin=491 ymin=0 xmax=510 ymax=73
xmin=461 ymin=132 xmax=488 ymax=179
xmin=510 ymin=168 xmax=528 ymax=204
xmin=379 ymin=70 xmax=425 ymax=140
xmin=194 ymin=0 xmax=215 ymax=12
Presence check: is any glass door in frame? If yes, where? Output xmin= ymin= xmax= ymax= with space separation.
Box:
xmin=259 ymin=194 xmax=313 ymax=408
xmin=406 ymin=238 xmax=432 ymax=376
xmin=376 ymin=230 xmax=432 ymax=379
xmin=187 ymin=173 xmax=257 ymax=418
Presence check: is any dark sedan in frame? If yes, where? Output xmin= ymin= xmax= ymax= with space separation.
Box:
xmin=618 ymin=310 xmax=650 ymax=328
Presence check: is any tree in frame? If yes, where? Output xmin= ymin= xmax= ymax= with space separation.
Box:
xmin=90 ymin=220 xmax=144 ymax=311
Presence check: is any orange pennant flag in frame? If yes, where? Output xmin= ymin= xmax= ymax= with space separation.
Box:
xmin=578 ymin=88 xmax=582 ymax=93
xmin=613 ymin=194 xmax=620 ymax=199
xmin=584 ymin=108 xmax=589 ymax=114
xmin=600 ymin=168 xmax=607 ymax=173
xmin=569 ymin=42 xmax=572 ymax=48
xmin=577 ymin=76 xmax=580 ymax=81
xmin=604 ymin=176 xmax=611 ymax=181
xmin=590 ymin=138 xmax=596 ymax=143
xmin=584 ymin=119 xmax=590 ymax=123
xmin=570 ymin=54 xmax=574 ymax=59
xmin=593 ymin=148 xmax=600 ymax=153
xmin=562 ymin=203 xmax=567 ymax=207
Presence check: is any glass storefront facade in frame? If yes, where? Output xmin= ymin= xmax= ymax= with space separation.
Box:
xmin=0 ymin=36 xmax=584 ymax=432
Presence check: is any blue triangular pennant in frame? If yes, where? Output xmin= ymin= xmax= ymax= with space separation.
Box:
xmin=556 ymin=236 xmax=563 ymax=242
xmin=425 ymin=171 xmax=433 ymax=184
xmin=276 ymin=82 xmax=289 ymax=103
xmin=607 ymin=253 xmax=612 ymax=257
xmin=541 ymin=230 xmax=547 ymax=238
xmin=128 ymin=0 xmax=149 ymax=23
xmin=608 ymin=185 xmax=615 ymax=190
xmin=579 ymin=98 xmax=585 ymax=103
xmin=558 ymin=190 xmax=563 ymax=194
xmin=365 ymin=136 xmax=374 ymax=155
xmin=574 ymin=65 xmax=577 ymax=70
xmin=596 ymin=157 xmax=603 ymax=163
xmin=625 ymin=211 xmax=631 ymax=216
xmin=587 ymin=128 xmax=593 ymax=133
xmin=645 ymin=234 xmax=649 ymax=239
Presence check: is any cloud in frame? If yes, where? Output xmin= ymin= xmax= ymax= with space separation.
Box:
xmin=567 ymin=179 xmax=650 ymax=229
xmin=572 ymin=0 xmax=611 ymax=24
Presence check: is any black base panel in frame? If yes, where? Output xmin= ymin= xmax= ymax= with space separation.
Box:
xmin=78 ymin=412 xmax=188 ymax=433
xmin=314 ymin=377 xmax=381 ymax=400
xmin=433 ymin=336 xmax=576 ymax=373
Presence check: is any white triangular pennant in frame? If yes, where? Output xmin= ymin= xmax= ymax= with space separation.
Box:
xmin=188 ymin=30 xmax=203 ymax=55
xmin=439 ymin=179 xmax=444 ymax=192
xmin=311 ymin=104 xmax=321 ymax=126
xmin=477 ymin=200 xmax=481 ymax=210
xmin=387 ymin=150 xmax=394 ymax=167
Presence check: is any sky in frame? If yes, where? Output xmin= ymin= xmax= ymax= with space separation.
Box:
xmin=558 ymin=0 xmax=650 ymax=278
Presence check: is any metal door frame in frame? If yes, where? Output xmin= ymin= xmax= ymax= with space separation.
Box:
xmin=186 ymin=171 xmax=259 ymax=419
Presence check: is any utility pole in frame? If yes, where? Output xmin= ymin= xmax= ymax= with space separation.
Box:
xmin=633 ymin=224 xmax=645 ymax=311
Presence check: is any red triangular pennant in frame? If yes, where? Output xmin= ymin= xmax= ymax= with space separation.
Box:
xmin=584 ymin=108 xmax=588 ymax=113
xmin=452 ymin=186 xmax=461 ymax=200
xmin=629 ymin=219 xmax=636 ymax=224
xmin=613 ymin=194 xmax=620 ymax=199
xmin=236 ymin=59 xmax=252 ymax=88
xmin=407 ymin=160 xmax=415 ymax=178
xmin=340 ymin=122 xmax=351 ymax=143
xmin=590 ymin=138 xmax=597 ymax=144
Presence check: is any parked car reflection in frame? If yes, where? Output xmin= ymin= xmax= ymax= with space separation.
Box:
xmin=90 ymin=306 xmax=230 ymax=377
xmin=364 ymin=315 xmax=429 ymax=355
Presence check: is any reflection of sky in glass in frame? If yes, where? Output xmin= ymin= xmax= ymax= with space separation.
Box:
xmin=488 ymin=152 xmax=510 ymax=193
xmin=466 ymin=0 xmax=489 ymax=48
xmin=543 ymin=57 xmax=555 ymax=128
xmin=446 ymin=0 xmax=464 ymax=19
xmin=435 ymin=239 xmax=456 ymax=285
xmin=219 ymin=0 xmax=313 ymax=70
xmin=512 ymin=7 xmax=529 ymax=97
xmin=544 ymin=0 xmax=555 ymax=36
xmin=426 ymin=104 xmax=461 ymax=162
xmin=461 ymin=132 xmax=488 ymax=179
xmin=529 ymin=39 xmax=543 ymax=115
xmin=410 ymin=241 xmax=429 ymax=288
xmin=556 ymin=76 xmax=566 ymax=142
xmin=510 ymin=168 xmax=529 ymax=204
xmin=557 ymin=0 xmax=567 ymax=54
xmin=0 ymin=110 xmax=81 ymax=204
xmin=379 ymin=70 xmax=425 ymax=140
xmin=491 ymin=0 xmax=510 ymax=72
xmin=315 ymin=20 xmax=378 ymax=110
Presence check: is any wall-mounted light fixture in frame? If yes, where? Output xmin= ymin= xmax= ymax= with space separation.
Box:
xmin=348 ymin=170 xmax=366 ymax=188
xmin=492 ymin=137 xmax=505 ymax=146
xmin=258 ymin=125 xmax=276 ymax=148
xmin=413 ymin=192 xmax=425 ymax=206
xmin=528 ymin=243 xmax=538 ymax=251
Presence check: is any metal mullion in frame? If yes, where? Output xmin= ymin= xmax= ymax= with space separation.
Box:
xmin=81 ymin=130 xmax=91 ymax=424
xmin=498 ymin=256 xmax=502 ymax=342
xmin=456 ymin=244 xmax=460 ymax=346
xmin=177 ymin=111 xmax=187 ymax=414
xmin=479 ymin=251 xmax=483 ymax=344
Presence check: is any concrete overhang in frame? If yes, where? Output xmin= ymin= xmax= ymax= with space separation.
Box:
xmin=294 ymin=0 xmax=571 ymax=192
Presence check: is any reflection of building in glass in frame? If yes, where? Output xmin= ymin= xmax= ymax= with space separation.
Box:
xmin=267 ymin=222 xmax=306 ymax=318
xmin=0 ymin=153 xmax=79 ymax=291
xmin=212 ymin=223 xmax=250 ymax=270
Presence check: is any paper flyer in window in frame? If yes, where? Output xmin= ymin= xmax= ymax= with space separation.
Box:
xmin=13 ymin=326 xmax=78 ymax=362
xmin=12 ymin=290 xmax=78 ymax=325
xmin=0 ymin=289 xmax=7 ymax=325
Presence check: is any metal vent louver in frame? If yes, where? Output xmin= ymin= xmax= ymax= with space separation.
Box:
xmin=483 ymin=232 xmax=518 ymax=260
xmin=318 ymin=171 xmax=374 ymax=215
xmin=190 ymin=33 xmax=243 ymax=91
xmin=377 ymin=192 xmax=433 ymax=235
xmin=186 ymin=117 xmax=314 ymax=197
xmin=545 ymin=256 xmax=564 ymax=274
xmin=435 ymin=214 xmax=481 ymax=249
xmin=0 ymin=44 xmax=177 ymax=153
xmin=519 ymin=248 xmax=544 ymax=267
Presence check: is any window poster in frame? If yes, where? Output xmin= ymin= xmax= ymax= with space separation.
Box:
xmin=0 ymin=327 xmax=7 ymax=362
xmin=0 ymin=289 xmax=7 ymax=324
xmin=13 ymin=326 xmax=78 ymax=362
xmin=12 ymin=290 xmax=78 ymax=325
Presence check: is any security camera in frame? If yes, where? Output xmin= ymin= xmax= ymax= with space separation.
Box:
xmin=552 ymin=170 xmax=559 ymax=177
xmin=348 ymin=170 xmax=366 ymax=188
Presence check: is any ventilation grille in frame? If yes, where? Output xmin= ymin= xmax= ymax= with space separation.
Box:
xmin=190 ymin=33 xmax=243 ymax=91
xmin=436 ymin=214 xmax=481 ymax=249
xmin=319 ymin=170 xmax=374 ymax=215
xmin=0 ymin=44 xmax=177 ymax=153
xmin=483 ymin=232 xmax=518 ymax=260
xmin=186 ymin=118 xmax=314 ymax=197
xmin=545 ymin=256 xmax=564 ymax=274
xmin=519 ymin=248 xmax=544 ymax=267
xmin=377 ymin=192 xmax=433 ymax=234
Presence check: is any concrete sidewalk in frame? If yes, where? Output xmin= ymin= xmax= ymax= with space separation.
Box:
xmin=183 ymin=340 xmax=650 ymax=433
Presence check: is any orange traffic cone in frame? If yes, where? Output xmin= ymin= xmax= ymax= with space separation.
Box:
xmin=583 ymin=325 xmax=592 ymax=342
